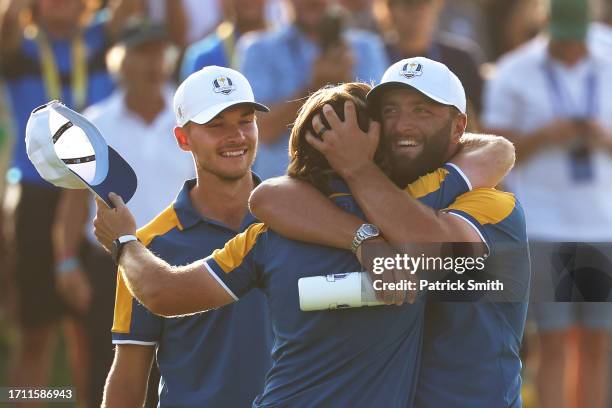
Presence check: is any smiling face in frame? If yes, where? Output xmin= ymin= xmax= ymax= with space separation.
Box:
xmin=378 ymin=86 xmax=465 ymax=186
xmin=175 ymin=105 xmax=258 ymax=181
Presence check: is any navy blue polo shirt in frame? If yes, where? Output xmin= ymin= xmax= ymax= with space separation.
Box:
xmin=1 ymin=18 xmax=114 ymax=185
xmin=417 ymin=189 xmax=530 ymax=408
xmin=112 ymin=178 xmax=273 ymax=408
xmin=204 ymin=164 xmax=471 ymax=407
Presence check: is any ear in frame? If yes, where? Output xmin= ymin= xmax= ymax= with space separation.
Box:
xmin=451 ymin=113 xmax=467 ymax=144
xmin=174 ymin=126 xmax=191 ymax=152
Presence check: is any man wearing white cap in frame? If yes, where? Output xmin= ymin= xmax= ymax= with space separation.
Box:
xmin=98 ymin=65 xmax=273 ymax=407
xmin=91 ymin=75 xmax=520 ymax=407
xmin=249 ymin=57 xmax=530 ymax=407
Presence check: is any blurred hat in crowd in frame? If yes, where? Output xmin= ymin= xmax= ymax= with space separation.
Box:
xmin=367 ymin=57 xmax=467 ymax=115
xmin=115 ymin=17 xmax=169 ymax=48
xmin=549 ymin=0 xmax=590 ymax=40
xmin=174 ymin=65 xmax=269 ymax=127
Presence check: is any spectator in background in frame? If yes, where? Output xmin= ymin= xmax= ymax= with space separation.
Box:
xmin=483 ymin=0 xmax=612 ymax=407
xmin=379 ymin=0 xmax=484 ymax=120
xmin=589 ymin=0 xmax=612 ymax=59
xmin=180 ymin=0 xmax=267 ymax=78
xmin=0 ymin=82 xmax=13 ymax=206
xmin=495 ymin=0 xmax=546 ymax=58
xmin=437 ymin=0 xmax=492 ymax=59
xmin=0 ymin=80 xmax=15 ymax=323
xmin=53 ymin=19 xmax=193 ymax=407
xmin=338 ymin=0 xmax=380 ymax=33
xmin=147 ymin=0 xmax=212 ymax=47
xmin=239 ymin=0 xmax=388 ymax=179
xmin=0 ymin=0 xmax=135 ymax=405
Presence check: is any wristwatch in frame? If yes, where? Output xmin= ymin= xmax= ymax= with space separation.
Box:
xmin=111 ymin=235 xmax=139 ymax=264
xmin=351 ymin=224 xmax=380 ymax=253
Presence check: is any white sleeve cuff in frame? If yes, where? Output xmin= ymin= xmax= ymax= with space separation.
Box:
xmin=446 ymin=162 xmax=472 ymax=191
xmin=445 ymin=211 xmax=490 ymax=256
xmin=112 ymin=340 xmax=157 ymax=346
xmin=202 ymin=258 xmax=239 ymax=301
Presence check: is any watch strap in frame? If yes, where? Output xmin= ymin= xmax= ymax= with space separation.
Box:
xmin=112 ymin=235 xmax=139 ymax=264
xmin=351 ymin=224 xmax=379 ymax=253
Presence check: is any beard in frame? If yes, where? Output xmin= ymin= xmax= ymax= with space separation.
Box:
xmin=195 ymin=148 xmax=257 ymax=182
xmin=388 ymin=119 xmax=453 ymax=188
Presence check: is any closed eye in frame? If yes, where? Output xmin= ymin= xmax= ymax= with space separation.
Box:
xmin=382 ymin=106 xmax=398 ymax=116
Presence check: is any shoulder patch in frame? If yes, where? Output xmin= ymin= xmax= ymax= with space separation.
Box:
xmin=212 ymin=223 xmax=268 ymax=273
xmin=137 ymin=205 xmax=183 ymax=246
xmin=445 ymin=188 xmax=516 ymax=225
xmin=405 ymin=167 xmax=450 ymax=198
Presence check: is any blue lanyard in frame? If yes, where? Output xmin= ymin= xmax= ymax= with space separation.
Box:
xmin=541 ymin=60 xmax=599 ymax=182
xmin=541 ymin=60 xmax=598 ymax=118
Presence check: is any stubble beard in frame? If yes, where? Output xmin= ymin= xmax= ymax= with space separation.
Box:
xmin=388 ymin=119 xmax=453 ymax=188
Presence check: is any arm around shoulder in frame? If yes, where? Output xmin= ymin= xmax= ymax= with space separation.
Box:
xmin=451 ymin=133 xmax=515 ymax=188
xmin=249 ymin=176 xmax=362 ymax=250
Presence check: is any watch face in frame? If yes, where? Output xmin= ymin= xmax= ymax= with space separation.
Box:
xmin=363 ymin=224 xmax=379 ymax=236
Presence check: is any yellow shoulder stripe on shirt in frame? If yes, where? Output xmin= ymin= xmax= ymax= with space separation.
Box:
xmin=445 ymin=188 xmax=516 ymax=225
xmin=328 ymin=192 xmax=351 ymax=199
xmin=112 ymin=206 xmax=182 ymax=333
xmin=404 ymin=167 xmax=450 ymax=199
xmin=137 ymin=205 xmax=184 ymax=245
xmin=212 ymin=223 xmax=268 ymax=273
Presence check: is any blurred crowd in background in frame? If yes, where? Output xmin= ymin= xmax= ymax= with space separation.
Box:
xmin=0 ymin=0 xmax=612 ymax=407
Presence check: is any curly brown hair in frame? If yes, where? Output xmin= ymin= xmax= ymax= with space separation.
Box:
xmin=287 ymin=82 xmax=389 ymax=195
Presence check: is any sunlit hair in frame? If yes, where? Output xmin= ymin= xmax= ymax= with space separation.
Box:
xmin=287 ymin=82 xmax=389 ymax=195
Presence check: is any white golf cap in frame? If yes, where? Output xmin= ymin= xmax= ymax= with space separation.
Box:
xmin=173 ymin=65 xmax=269 ymax=127
xmin=367 ymin=57 xmax=467 ymax=114
xmin=25 ymin=100 xmax=137 ymax=207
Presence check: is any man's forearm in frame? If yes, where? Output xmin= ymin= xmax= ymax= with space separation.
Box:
xmin=0 ymin=0 xmax=26 ymax=55
xmin=119 ymin=241 xmax=172 ymax=312
xmin=488 ymin=128 xmax=549 ymax=164
xmin=118 ymin=242 xmax=234 ymax=316
xmin=453 ymin=133 xmax=515 ymax=187
xmin=249 ymin=177 xmax=361 ymax=249
xmin=164 ymin=0 xmax=187 ymax=48
xmin=102 ymin=345 xmax=154 ymax=408
xmin=343 ymin=162 xmax=451 ymax=247
xmin=106 ymin=0 xmax=142 ymax=38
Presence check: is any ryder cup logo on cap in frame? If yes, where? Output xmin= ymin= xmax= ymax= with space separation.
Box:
xmin=213 ymin=76 xmax=235 ymax=95
xmin=174 ymin=65 xmax=269 ymax=127
xmin=400 ymin=62 xmax=423 ymax=79
xmin=25 ymin=100 xmax=137 ymax=207
xmin=367 ymin=57 xmax=467 ymax=115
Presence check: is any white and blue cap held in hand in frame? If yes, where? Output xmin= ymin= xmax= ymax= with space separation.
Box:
xmin=25 ymin=100 xmax=137 ymax=207
xmin=367 ymin=56 xmax=467 ymax=114
xmin=174 ymin=65 xmax=269 ymax=127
